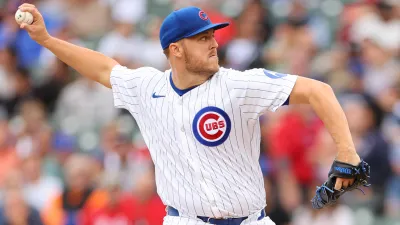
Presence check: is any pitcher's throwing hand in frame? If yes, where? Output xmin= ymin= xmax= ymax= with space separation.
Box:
xmin=17 ymin=3 xmax=51 ymax=44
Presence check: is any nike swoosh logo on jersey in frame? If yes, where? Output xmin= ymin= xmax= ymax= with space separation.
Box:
xmin=152 ymin=92 xmax=166 ymax=98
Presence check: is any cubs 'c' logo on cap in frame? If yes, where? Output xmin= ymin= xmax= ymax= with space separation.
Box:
xmin=199 ymin=11 xmax=208 ymax=20
xmin=192 ymin=106 xmax=231 ymax=147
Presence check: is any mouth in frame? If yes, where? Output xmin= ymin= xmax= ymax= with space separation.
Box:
xmin=209 ymin=53 xmax=218 ymax=58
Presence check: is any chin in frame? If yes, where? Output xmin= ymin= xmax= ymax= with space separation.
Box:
xmin=209 ymin=60 xmax=219 ymax=70
xmin=208 ymin=64 xmax=219 ymax=74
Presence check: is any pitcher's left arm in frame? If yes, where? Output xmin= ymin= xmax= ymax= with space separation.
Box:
xmin=289 ymin=76 xmax=361 ymax=190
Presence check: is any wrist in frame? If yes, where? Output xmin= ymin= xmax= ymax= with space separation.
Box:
xmin=336 ymin=142 xmax=356 ymax=153
xmin=335 ymin=150 xmax=360 ymax=166
xmin=40 ymin=34 xmax=53 ymax=47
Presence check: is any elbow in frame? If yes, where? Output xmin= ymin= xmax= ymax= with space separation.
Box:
xmin=317 ymin=81 xmax=333 ymax=93
xmin=311 ymin=81 xmax=335 ymax=101
xmin=319 ymin=82 xmax=334 ymax=94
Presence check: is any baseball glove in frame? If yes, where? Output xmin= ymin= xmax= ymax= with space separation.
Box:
xmin=311 ymin=159 xmax=371 ymax=209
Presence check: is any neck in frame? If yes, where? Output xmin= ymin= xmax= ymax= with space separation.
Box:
xmin=170 ymin=67 xmax=213 ymax=90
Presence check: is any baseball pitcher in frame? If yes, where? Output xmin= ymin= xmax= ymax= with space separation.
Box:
xmin=18 ymin=4 xmax=370 ymax=225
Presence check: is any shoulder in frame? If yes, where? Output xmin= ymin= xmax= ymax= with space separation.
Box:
xmin=218 ymin=67 xmax=251 ymax=76
xmin=217 ymin=67 xmax=247 ymax=82
xmin=110 ymin=65 xmax=167 ymax=85
xmin=218 ymin=67 xmax=290 ymax=82
xmin=111 ymin=65 xmax=163 ymax=77
xmin=218 ymin=67 xmax=279 ymax=77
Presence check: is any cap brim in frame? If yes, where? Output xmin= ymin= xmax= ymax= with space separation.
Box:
xmin=183 ymin=22 xmax=230 ymax=38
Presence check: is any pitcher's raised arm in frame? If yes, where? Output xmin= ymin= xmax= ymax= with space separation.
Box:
xmin=18 ymin=3 xmax=119 ymax=88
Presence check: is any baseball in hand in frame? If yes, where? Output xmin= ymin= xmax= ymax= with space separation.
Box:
xmin=15 ymin=9 xmax=34 ymax=25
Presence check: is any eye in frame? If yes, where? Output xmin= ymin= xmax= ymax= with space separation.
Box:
xmin=200 ymin=36 xmax=207 ymax=41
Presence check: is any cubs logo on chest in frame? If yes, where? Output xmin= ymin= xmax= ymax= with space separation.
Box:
xmin=192 ymin=106 xmax=231 ymax=147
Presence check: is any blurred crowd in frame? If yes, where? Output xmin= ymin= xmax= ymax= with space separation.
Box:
xmin=0 ymin=0 xmax=399 ymax=224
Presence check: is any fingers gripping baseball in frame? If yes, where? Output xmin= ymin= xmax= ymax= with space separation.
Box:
xmin=20 ymin=3 xmax=36 ymax=8
xmin=17 ymin=4 xmax=51 ymax=44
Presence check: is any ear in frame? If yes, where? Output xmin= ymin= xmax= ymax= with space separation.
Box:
xmin=170 ymin=42 xmax=183 ymax=58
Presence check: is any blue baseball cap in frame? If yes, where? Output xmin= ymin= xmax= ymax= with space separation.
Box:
xmin=159 ymin=7 xmax=230 ymax=50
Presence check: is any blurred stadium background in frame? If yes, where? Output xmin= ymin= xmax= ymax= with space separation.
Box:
xmin=0 ymin=0 xmax=399 ymax=224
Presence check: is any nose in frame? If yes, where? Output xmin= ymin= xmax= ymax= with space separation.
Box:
xmin=211 ymin=36 xmax=219 ymax=49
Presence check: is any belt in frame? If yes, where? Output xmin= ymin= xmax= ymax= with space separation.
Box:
xmin=167 ymin=206 xmax=266 ymax=225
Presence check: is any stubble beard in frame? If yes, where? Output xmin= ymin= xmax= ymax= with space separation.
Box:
xmin=183 ymin=47 xmax=219 ymax=78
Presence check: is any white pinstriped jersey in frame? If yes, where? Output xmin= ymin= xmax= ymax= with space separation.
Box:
xmin=110 ymin=65 xmax=297 ymax=218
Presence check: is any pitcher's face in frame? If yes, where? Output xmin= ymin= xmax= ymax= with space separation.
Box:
xmin=181 ymin=29 xmax=219 ymax=76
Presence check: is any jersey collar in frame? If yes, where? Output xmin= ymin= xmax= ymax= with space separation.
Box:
xmin=169 ymin=72 xmax=200 ymax=97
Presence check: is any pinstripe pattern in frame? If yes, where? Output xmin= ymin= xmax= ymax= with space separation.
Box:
xmin=110 ymin=65 xmax=297 ymax=219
